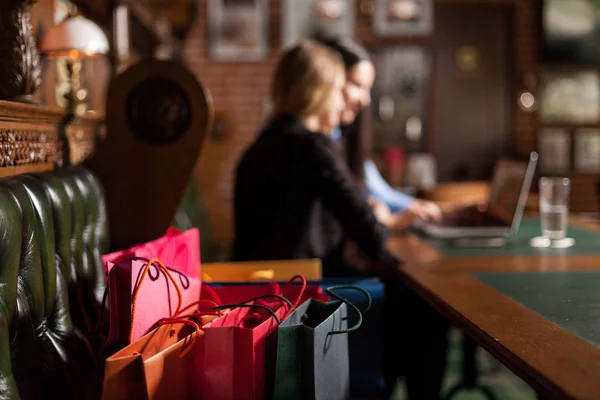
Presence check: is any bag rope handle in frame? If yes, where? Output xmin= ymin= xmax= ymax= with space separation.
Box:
xmin=155 ymin=318 xmax=202 ymax=358
xmin=129 ymin=258 xmax=183 ymax=343
xmin=212 ymin=294 xmax=293 ymax=325
xmin=279 ymin=275 xmax=307 ymax=314
xmin=325 ymin=285 xmax=372 ymax=335
xmin=213 ymin=303 xmax=282 ymax=325
xmin=174 ymin=299 xmax=222 ymax=318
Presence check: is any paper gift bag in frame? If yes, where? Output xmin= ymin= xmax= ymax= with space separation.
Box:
xmin=194 ymin=296 xmax=290 ymax=400
xmin=104 ymin=258 xmax=201 ymax=354
xmin=200 ymin=281 xmax=279 ymax=304
xmin=317 ymin=278 xmax=385 ymax=399
xmin=269 ymin=286 xmax=371 ymax=400
xmin=103 ymin=227 xmax=200 ymax=279
xmin=202 ymin=259 xmax=322 ymax=282
xmin=102 ymin=317 xmax=214 ymax=400
xmin=201 ymin=281 xmax=329 ymax=306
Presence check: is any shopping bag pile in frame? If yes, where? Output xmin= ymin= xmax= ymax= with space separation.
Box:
xmin=97 ymin=227 xmax=375 ymax=399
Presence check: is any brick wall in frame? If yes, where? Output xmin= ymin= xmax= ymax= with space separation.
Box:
xmin=185 ymin=0 xmax=595 ymax=251
xmin=183 ymin=1 xmax=282 ymax=247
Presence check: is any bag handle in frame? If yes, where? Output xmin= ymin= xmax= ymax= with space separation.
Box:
xmin=155 ymin=317 xmax=202 ymax=358
xmin=129 ymin=258 xmax=183 ymax=343
xmin=99 ymin=256 xmax=191 ymax=340
xmin=174 ymin=299 xmax=222 ymax=318
xmin=213 ymin=303 xmax=282 ymax=324
xmin=325 ymin=285 xmax=372 ymax=335
xmin=279 ymin=275 xmax=307 ymax=314
xmin=107 ymin=256 xmax=191 ymax=288
xmin=212 ymin=294 xmax=293 ymax=325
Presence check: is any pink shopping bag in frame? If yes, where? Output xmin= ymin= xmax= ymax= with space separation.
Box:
xmin=103 ymin=258 xmax=201 ymax=356
xmin=103 ymin=227 xmax=200 ymax=280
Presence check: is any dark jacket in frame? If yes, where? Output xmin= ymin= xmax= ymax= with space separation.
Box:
xmin=232 ymin=115 xmax=396 ymax=272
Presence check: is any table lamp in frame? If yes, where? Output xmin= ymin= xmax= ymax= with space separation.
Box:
xmin=40 ymin=13 xmax=109 ymax=115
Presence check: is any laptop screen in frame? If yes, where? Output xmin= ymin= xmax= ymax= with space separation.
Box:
xmin=486 ymin=159 xmax=531 ymax=226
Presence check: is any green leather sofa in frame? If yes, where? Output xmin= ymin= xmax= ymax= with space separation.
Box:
xmin=0 ymin=166 xmax=107 ymax=400
xmin=0 ymin=57 xmax=212 ymax=400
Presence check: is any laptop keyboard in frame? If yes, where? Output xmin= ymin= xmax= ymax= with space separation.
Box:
xmin=438 ymin=207 xmax=507 ymax=227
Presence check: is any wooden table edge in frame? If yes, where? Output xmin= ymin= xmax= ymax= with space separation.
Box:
xmin=399 ymin=268 xmax=600 ymax=400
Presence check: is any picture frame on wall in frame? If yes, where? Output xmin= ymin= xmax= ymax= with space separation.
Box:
xmin=542 ymin=0 xmax=600 ymax=65
xmin=538 ymin=128 xmax=571 ymax=173
xmin=282 ymin=0 xmax=355 ymax=49
xmin=539 ymin=71 xmax=600 ymax=124
xmin=373 ymin=0 xmax=434 ymax=36
xmin=575 ymin=129 xmax=600 ymax=173
xmin=208 ymin=0 xmax=269 ymax=61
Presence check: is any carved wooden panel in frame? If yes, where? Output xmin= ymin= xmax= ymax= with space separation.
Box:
xmin=0 ymin=100 xmax=102 ymax=176
xmin=0 ymin=128 xmax=61 ymax=167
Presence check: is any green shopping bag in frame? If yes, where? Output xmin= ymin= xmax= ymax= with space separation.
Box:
xmin=268 ymin=286 xmax=371 ymax=400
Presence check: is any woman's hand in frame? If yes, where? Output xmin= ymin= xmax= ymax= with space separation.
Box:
xmin=368 ymin=197 xmax=393 ymax=225
xmin=369 ymin=197 xmax=416 ymax=230
xmin=408 ymin=199 xmax=442 ymax=222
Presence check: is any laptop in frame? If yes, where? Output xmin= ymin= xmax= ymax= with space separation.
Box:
xmin=415 ymin=152 xmax=538 ymax=240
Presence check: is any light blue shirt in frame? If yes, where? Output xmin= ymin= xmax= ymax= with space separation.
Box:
xmin=330 ymin=127 xmax=414 ymax=212
xmin=330 ymin=127 xmax=342 ymax=142
xmin=363 ymin=159 xmax=415 ymax=212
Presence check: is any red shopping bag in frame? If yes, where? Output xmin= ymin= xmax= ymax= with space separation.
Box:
xmin=200 ymin=280 xmax=330 ymax=306
xmin=103 ymin=227 xmax=200 ymax=279
xmin=192 ymin=294 xmax=292 ymax=400
xmin=104 ymin=258 xmax=201 ymax=355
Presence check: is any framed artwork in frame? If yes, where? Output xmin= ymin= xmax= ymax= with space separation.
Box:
xmin=370 ymin=46 xmax=431 ymax=150
xmin=373 ymin=0 xmax=433 ymax=37
xmin=208 ymin=0 xmax=269 ymax=61
xmin=282 ymin=0 xmax=355 ymax=49
xmin=538 ymin=128 xmax=571 ymax=173
xmin=575 ymin=129 xmax=600 ymax=172
xmin=539 ymin=71 xmax=600 ymax=124
xmin=542 ymin=0 xmax=600 ymax=65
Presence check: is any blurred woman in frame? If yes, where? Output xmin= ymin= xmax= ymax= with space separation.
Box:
xmin=321 ymin=38 xmax=442 ymax=228
xmin=323 ymin=38 xmax=450 ymax=400
xmin=233 ymin=41 xmax=398 ymax=275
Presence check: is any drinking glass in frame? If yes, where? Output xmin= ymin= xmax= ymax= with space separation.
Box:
xmin=539 ymin=177 xmax=570 ymax=241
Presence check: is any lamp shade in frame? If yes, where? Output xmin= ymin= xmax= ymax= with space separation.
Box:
xmin=40 ymin=16 xmax=109 ymax=58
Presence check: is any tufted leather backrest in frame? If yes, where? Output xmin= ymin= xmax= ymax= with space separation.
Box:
xmin=0 ymin=166 xmax=108 ymax=400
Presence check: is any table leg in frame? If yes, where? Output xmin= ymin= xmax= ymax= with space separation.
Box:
xmin=443 ymin=335 xmax=499 ymax=400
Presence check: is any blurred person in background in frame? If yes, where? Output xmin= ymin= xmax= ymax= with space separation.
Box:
xmin=233 ymin=40 xmax=399 ymax=277
xmin=321 ymin=37 xmax=443 ymax=230
xmin=323 ymin=37 xmax=450 ymax=400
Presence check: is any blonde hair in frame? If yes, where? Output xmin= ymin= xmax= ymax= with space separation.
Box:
xmin=272 ymin=40 xmax=345 ymax=119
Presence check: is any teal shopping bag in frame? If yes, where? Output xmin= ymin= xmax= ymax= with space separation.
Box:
xmin=268 ymin=286 xmax=371 ymax=400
